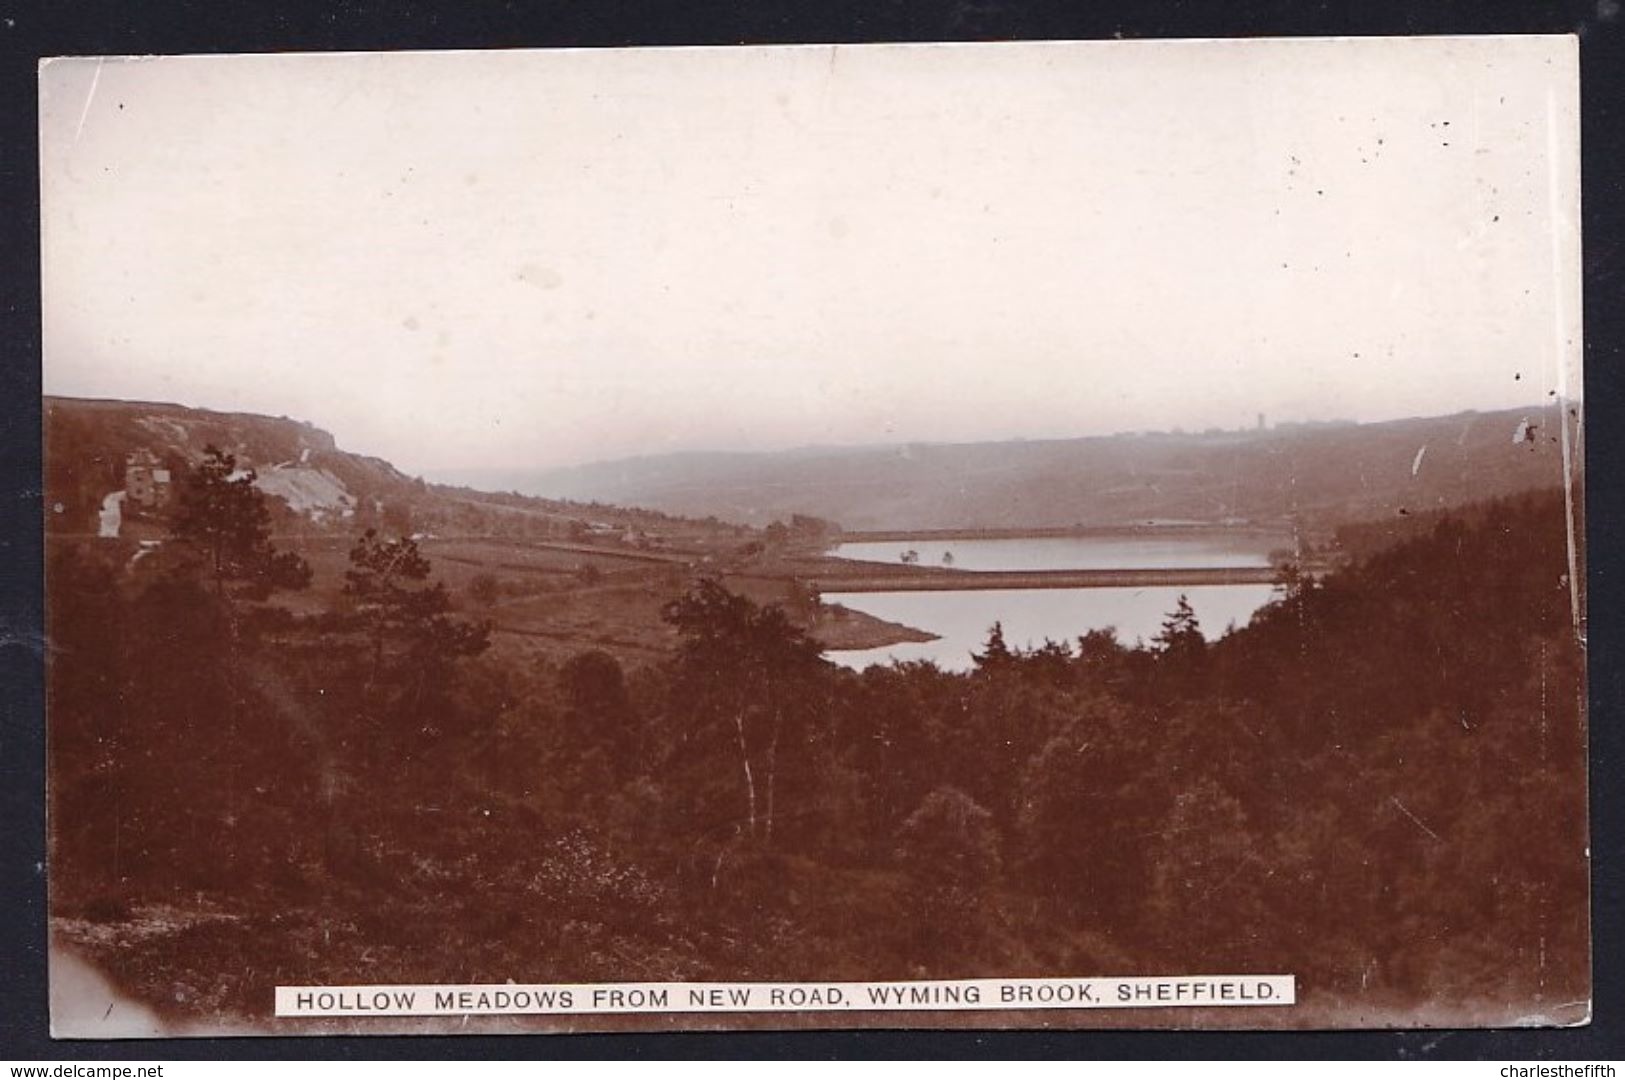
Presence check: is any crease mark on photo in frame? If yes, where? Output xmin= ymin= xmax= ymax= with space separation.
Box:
xmin=1389 ymin=796 xmax=1442 ymax=843
xmin=73 ymin=57 xmax=105 ymax=146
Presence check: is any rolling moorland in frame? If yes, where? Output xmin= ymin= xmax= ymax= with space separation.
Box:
xmin=460 ymin=403 xmax=1574 ymax=530
xmin=44 ymin=395 xmax=1587 ymax=1032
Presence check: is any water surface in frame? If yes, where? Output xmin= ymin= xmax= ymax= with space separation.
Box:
xmin=824 ymin=533 xmax=1281 ymax=672
xmin=826 ymin=584 xmax=1277 ymax=672
xmin=833 ymin=534 xmax=1276 ymax=572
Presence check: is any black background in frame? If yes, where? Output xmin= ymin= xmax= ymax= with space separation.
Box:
xmin=1 ymin=0 xmax=1621 ymax=1061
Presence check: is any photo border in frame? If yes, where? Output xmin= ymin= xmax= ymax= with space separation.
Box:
xmin=3 ymin=0 xmax=1622 ymax=1061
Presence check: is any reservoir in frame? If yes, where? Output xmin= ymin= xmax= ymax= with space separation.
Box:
xmin=831 ymin=533 xmax=1278 ymax=572
xmin=824 ymin=533 xmax=1283 ymax=672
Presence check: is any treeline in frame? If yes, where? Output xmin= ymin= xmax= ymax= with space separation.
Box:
xmin=47 ymin=476 xmax=1586 ymax=1025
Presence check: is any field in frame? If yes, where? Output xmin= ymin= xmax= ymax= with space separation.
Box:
xmin=258 ymin=532 xmax=933 ymax=667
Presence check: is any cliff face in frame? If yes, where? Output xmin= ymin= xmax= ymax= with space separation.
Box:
xmin=42 ymin=396 xmax=725 ymax=546
xmin=48 ymin=396 xmax=339 ymax=457
xmin=44 ymin=396 xmax=411 ymax=534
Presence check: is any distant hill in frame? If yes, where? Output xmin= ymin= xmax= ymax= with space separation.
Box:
xmin=449 ymin=405 xmax=1578 ymax=531
xmin=43 ymin=396 xmax=747 ymax=546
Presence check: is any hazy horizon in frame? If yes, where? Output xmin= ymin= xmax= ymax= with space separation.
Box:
xmin=41 ymin=388 xmax=1564 ymax=484
xmin=426 ymin=398 xmax=1572 ymax=483
xmin=41 ymin=38 xmax=1582 ymax=477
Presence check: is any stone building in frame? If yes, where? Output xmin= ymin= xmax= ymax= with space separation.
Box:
xmin=124 ymin=449 xmax=172 ymax=509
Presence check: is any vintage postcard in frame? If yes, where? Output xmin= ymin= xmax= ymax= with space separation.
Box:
xmin=39 ymin=36 xmax=1586 ymax=1036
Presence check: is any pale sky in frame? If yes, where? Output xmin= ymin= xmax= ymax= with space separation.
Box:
xmin=40 ymin=37 xmax=1581 ymax=477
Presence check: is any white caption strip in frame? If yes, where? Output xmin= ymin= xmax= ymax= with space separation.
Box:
xmin=276 ymin=975 xmax=1295 ymax=1016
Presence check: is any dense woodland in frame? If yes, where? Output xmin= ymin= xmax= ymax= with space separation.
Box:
xmin=47 ymin=449 xmax=1588 ymax=1028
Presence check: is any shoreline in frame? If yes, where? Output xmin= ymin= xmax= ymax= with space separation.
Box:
xmin=807 ymin=603 xmax=939 ymax=652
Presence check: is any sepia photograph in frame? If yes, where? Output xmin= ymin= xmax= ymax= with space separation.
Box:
xmin=38 ymin=36 xmax=1587 ymax=1037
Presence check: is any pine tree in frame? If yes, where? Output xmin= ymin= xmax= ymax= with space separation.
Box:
xmin=343 ymin=529 xmax=489 ymax=693
xmin=974 ymin=621 xmax=1016 ymax=672
xmin=1152 ymin=594 xmax=1204 ymax=657
xmin=170 ymin=445 xmax=311 ymax=601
